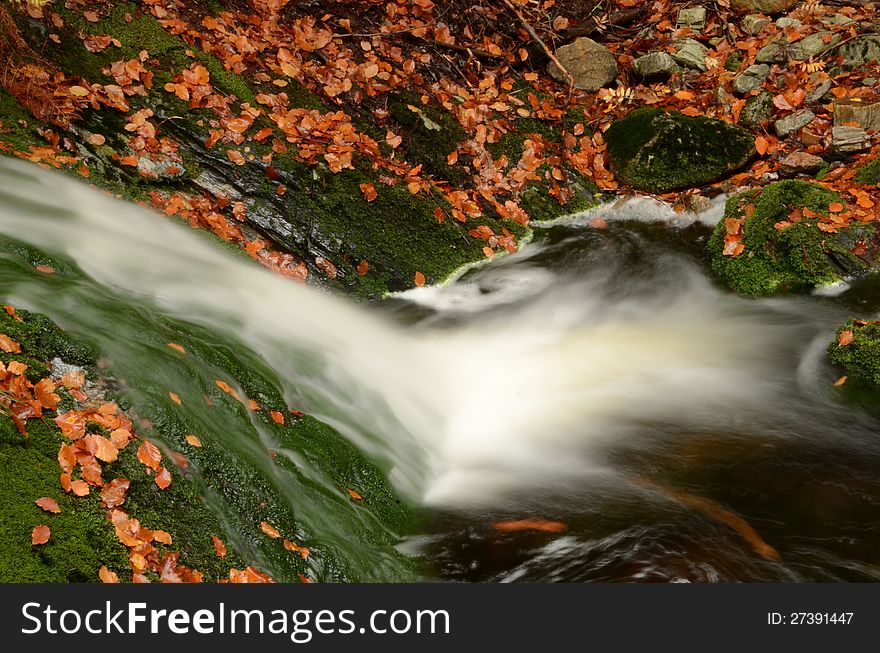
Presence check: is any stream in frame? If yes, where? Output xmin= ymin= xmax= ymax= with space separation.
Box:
xmin=3 ymin=156 xmax=880 ymax=582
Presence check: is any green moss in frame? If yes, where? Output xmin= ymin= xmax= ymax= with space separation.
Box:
xmin=855 ymin=157 xmax=880 ymax=185
xmin=828 ymin=320 xmax=880 ymax=385
xmin=0 ymin=417 xmax=130 ymax=582
xmin=0 ymin=305 xmax=98 ymax=367
xmin=709 ymin=180 xmax=863 ymax=296
xmin=605 ymin=107 xmax=754 ymax=192
xmin=520 ymin=167 xmax=602 ymax=221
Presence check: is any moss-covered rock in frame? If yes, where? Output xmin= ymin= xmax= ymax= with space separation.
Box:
xmin=709 ymin=180 xmax=880 ymax=296
xmin=854 ymin=157 xmax=880 ymax=185
xmin=828 ymin=320 xmax=880 ymax=386
xmin=604 ymin=107 xmax=754 ymax=192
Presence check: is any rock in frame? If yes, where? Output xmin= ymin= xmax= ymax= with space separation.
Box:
xmin=805 ymin=79 xmax=832 ymax=104
xmin=136 ymin=155 xmax=185 ymax=180
xmin=709 ymin=180 xmax=880 ymax=296
xmin=779 ymin=151 xmax=825 ymax=177
xmin=742 ymin=14 xmax=771 ymax=34
xmin=790 ymin=32 xmax=839 ymax=60
xmin=774 ymin=109 xmax=816 ymax=138
xmin=677 ymin=7 xmax=707 ymax=30
xmin=828 ymin=320 xmax=880 ymax=387
xmin=688 ymin=194 xmax=713 ymax=214
xmin=604 ymin=107 xmax=754 ymax=193
xmin=834 ymin=98 xmax=880 ymax=133
xmin=632 ymin=52 xmax=678 ymax=81
xmin=733 ymin=64 xmax=770 ymax=94
xmin=672 ymin=39 xmax=708 ymax=71
xmin=775 ymin=17 xmax=802 ymax=29
xmin=547 ymin=37 xmax=617 ymax=91
xmin=840 ymin=36 xmax=880 ymax=68
xmin=740 ymin=90 xmax=774 ymax=127
xmin=822 ymin=14 xmax=856 ymax=28
xmin=832 ymin=125 xmax=871 ymax=154
xmin=730 ymin=0 xmax=799 ymax=14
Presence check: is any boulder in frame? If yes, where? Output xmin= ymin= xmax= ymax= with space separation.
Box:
xmin=779 ymin=151 xmax=825 ymax=177
xmin=832 ymin=125 xmax=871 ymax=154
xmin=730 ymin=0 xmax=799 ymax=14
xmin=632 ymin=52 xmax=678 ymax=80
xmin=677 ymin=7 xmax=707 ymax=30
xmin=709 ymin=180 xmax=880 ymax=296
xmin=604 ymin=107 xmax=754 ymax=193
xmin=547 ymin=37 xmax=617 ymax=91
xmin=774 ymin=109 xmax=816 ymax=138
xmin=672 ymin=38 xmax=708 ymax=71
xmin=733 ymin=64 xmax=770 ymax=94
xmin=828 ymin=320 xmax=880 ymax=386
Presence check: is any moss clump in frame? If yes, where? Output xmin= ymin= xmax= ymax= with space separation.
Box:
xmin=0 ymin=306 xmax=98 ymax=367
xmin=520 ymin=167 xmax=602 ymax=221
xmin=605 ymin=107 xmax=754 ymax=192
xmin=708 ymin=180 xmax=868 ymax=296
xmin=855 ymin=158 xmax=880 ymax=185
xmin=828 ymin=320 xmax=880 ymax=385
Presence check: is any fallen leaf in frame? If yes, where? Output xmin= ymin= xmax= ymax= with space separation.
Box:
xmin=270 ymin=410 xmax=285 ymax=425
xmin=185 ymin=434 xmax=203 ymax=447
xmin=166 ymin=343 xmax=186 ymax=354
xmin=211 ymin=535 xmax=227 ymax=558
xmin=414 ymin=271 xmax=426 ymax=287
xmin=99 ymin=566 xmax=119 ymax=583
xmin=283 ymin=539 xmax=310 ymax=559
xmin=35 ymin=497 xmax=61 ymax=514
xmin=492 ymin=519 xmax=568 ymax=533
xmin=32 ymin=525 xmax=51 ymax=545
xmin=137 ymin=440 xmax=162 ymax=470
xmin=838 ymin=330 xmax=854 ymax=347
xmin=154 ymin=466 xmax=172 ymax=490
xmin=260 ymin=521 xmax=282 ymax=538
xmin=169 ymin=391 xmax=182 ymax=405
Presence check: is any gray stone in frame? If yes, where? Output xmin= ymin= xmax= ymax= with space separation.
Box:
xmin=822 ymin=14 xmax=856 ymax=28
xmin=730 ymin=0 xmax=798 ymax=13
xmin=740 ymin=90 xmax=774 ymax=128
xmin=832 ymin=125 xmax=871 ymax=153
xmin=864 ymin=78 xmax=877 ymax=87
xmin=774 ymin=109 xmax=816 ymax=137
xmin=775 ymin=17 xmax=802 ymax=29
xmin=835 ymin=99 xmax=880 ymax=132
xmin=840 ymin=36 xmax=880 ymax=68
xmin=733 ymin=63 xmax=770 ymax=94
xmin=677 ymin=7 xmax=707 ymax=30
xmin=632 ymin=52 xmax=678 ymax=80
xmin=805 ymin=79 xmax=832 ymax=104
xmin=742 ymin=14 xmax=771 ymax=34
xmin=779 ymin=151 xmax=825 ymax=177
xmin=547 ymin=37 xmax=618 ymax=91
xmin=672 ymin=39 xmax=708 ymax=71
xmin=790 ymin=32 xmax=839 ymax=60
xmin=756 ymin=40 xmax=786 ymax=64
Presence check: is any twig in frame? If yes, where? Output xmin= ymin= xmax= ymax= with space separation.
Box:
xmin=500 ymin=0 xmax=576 ymax=89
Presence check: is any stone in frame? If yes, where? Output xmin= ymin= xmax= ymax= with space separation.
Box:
xmin=790 ymin=32 xmax=839 ymax=60
xmin=832 ymin=126 xmax=871 ymax=154
xmin=730 ymin=0 xmax=799 ymax=14
xmin=677 ymin=7 xmax=707 ymax=30
xmin=672 ymin=39 xmax=708 ymax=71
xmin=834 ymin=99 xmax=880 ymax=133
xmin=632 ymin=52 xmax=678 ymax=80
xmin=840 ymin=36 xmax=880 ymax=68
xmin=547 ymin=37 xmax=617 ymax=91
xmin=604 ymin=107 xmax=754 ymax=193
xmin=774 ymin=109 xmax=816 ymax=137
xmin=733 ymin=64 xmax=770 ymax=94
xmin=688 ymin=194 xmax=713 ymax=214
xmin=775 ymin=17 xmax=802 ymax=29
xmin=805 ymin=79 xmax=832 ymax=104
xmin=822 ymin=14 xmax=856 ymax=28
xmin=742 ymin=14 xmax=771 ymax=34
xmin=740 ymin=90 xmax=774 ymax=128
xmin=756 ymin=40 xmax=786 ymax=64
xmin=779 ymin=151 xmax=825 ymax=177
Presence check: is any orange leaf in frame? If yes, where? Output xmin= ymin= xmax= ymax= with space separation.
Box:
xmin=154 ymin=466 xmax=172 ymax=490
xmin=84 ymin=434 xmax=119 ymax=462
xmin=169 ymin=391 xmax=182 ymax=405
xmin=211 ymin=535 xmax=228 ymax=558
xmin=755 ymin=135 xmax=769 ymax=156
xmin=838 ymin=330 xmax=854 ymax=346
xmin=260 ymin=521 xmax=281 ymax=538
xmin=357 ymin=260 xmax=369 ymax=276
xmin=166 ymin=343 xmax=186 ymax=354
xmin=283 ymin=539 xmax=310 ymax=559
xmin=35 ymin=497 xmax=61 ymax=514
xmin=414 ymin=271 xmax=426 ymax=287
xmin=70 ymin=480 xmax=90 ymax=496
xmin=347 ymin=488 xmax=363 ymax=500
xmin=34 ymin=378 xmax=60 ymax=410
xmin=31 ymin=525 xmax=51 ymax=545
xmin=185 ymin=434 xmax=202 ymax=447
xmin=834 ymin=375 xmax=848 ymax=387
xmin=829 ymin=202 xmax=845 ymax=213
xmin=137 ymin=440 xmax=162 ymax=470
xmin=99 ymin=566 xmax=119 ymax=583
xmin=492 ymin=519 xmax=568 ymax=533
xmin=0 ymin=333 xmax=21 ymax=353
xmin=270 ymin=410 xmax=285 ymax=425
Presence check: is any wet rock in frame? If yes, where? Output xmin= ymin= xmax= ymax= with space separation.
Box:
xmin=605 ymin=107 xmax=754 ymax=193
xmin=730 ymin=0 xmax=799 ymax=14
xmin=779 ymin=151 xmax=825 ymax=177
xmin=832 ymin=125 xmax=871 ymax=154
xmin=742 ymin=14 xmax=771 ymax=34
xmin=547 ymin=37 xmax=617 ymax=91
xmin=672 ymin=39 xmax=708 ymax=71
xmin=828 ymin=320 xmax=880 ymax=387
xmin=688 ymin=194 xmax=713 ymax=214
xmin=733 ymin=64 xmax=770 ymax=95
xmin=834 ymin=99 xmax=880 ymax=133
xmin=632 ymin=52 xmax=678 ymax=81
xmin=740 ymin=90 xmax=774 ymax=128
xmin=136 ymin=155 xmax=185 ymax=180
xmin=677 ymin=7 xmax=707 ymax=30
xmin=775 ymin=109 xmax=815 ymax=138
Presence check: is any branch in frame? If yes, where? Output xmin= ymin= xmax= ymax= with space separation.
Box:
xmin=500 ymin=0 xmax=576 ymax=88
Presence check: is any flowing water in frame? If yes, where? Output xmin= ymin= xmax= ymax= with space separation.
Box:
xmin=3 ymin=156 xmax=880 ymax=582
